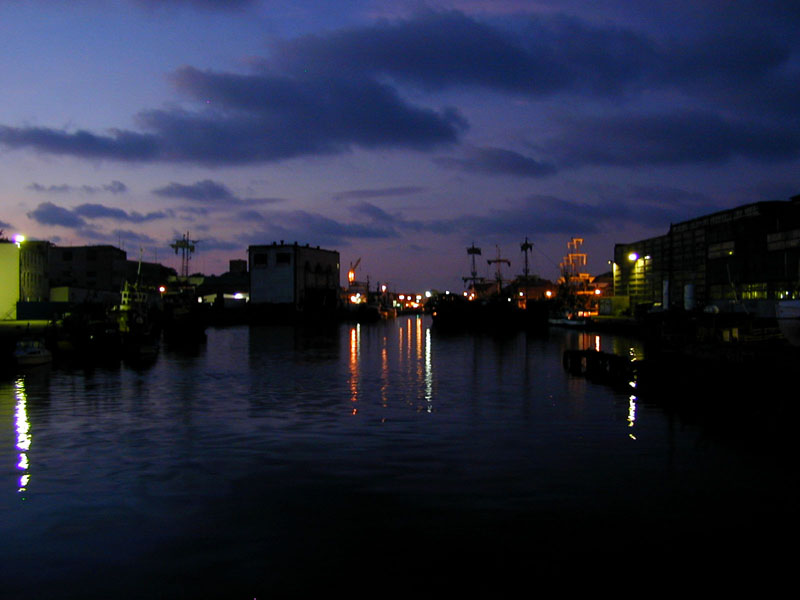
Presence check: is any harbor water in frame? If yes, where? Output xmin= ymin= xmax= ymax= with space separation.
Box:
xmin=1 ymin=316 xmax=795 ymax=597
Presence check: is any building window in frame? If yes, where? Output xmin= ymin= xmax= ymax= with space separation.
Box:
xmin=276 ymin=253 xmax=291 ymax=265
xmin=708 ymin=241 xmax=735 ymax=259
xmin=741 ymin=283 xmax=767 ymax=300
xmin=253 ymin=253 xmax=268 ymax=266
xmin=63 ymin=250 xmax=73 ymax=261
xmin=767 ymin=229 xmax=800 ymax=251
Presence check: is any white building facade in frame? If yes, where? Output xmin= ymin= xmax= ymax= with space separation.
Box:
xmin=248 ymin=243 xmax=340 ymax=312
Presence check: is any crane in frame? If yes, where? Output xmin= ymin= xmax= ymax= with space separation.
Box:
xmin=348 ymin=257 xmax=361 ymax=285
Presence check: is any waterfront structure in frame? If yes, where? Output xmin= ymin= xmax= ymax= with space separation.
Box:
xmin=50 ymin=244 xmax=173 ymax=295
xmin=49 ymin=245 xmax=129 ymax=292
xmin=248 ymin=242 xmax=340 ymax=313
xmin=613 ymin=194 xmax=800 ymax=314
xmin=0 ymin=240 xmax=21 ymax=319
xmin=0 ymin=238 xmax=50 ymax=320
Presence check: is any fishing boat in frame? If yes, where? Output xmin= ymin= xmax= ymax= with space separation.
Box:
xmin=161 ymin=283 xmax=208 ymax=344
xmin=113 ymin=265 xmax=160 ymax=360
xmin=14 ymin=338 xmax=52 ymax=367
xmin=776 ymin=300 xmax=800 ymax=346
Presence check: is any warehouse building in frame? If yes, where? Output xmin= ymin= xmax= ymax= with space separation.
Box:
xmin=613 ymin=195 xmax=800 ymax=316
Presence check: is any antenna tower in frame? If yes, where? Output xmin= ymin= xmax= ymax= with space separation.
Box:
xmin=170 ymin=232 xmax=198 ymax=279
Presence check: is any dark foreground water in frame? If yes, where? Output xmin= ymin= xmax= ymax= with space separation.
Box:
xmin=1 ymin=316 xmax=795 ymax=597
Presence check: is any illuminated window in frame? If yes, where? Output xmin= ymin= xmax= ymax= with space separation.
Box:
xmin=741 ymin=283 xmax=767 ymax=300
xmin=708 ymin=241 xmax=735 ymax=259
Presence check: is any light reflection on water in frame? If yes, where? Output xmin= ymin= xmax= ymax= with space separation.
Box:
xmin=14 ymin=378 xmax=31 ymax=494
xmin=0 ymin=316 xmax=794 ymax=596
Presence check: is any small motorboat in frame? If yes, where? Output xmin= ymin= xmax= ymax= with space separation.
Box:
xmin=14 ymin=338 xmax=53 ymax=367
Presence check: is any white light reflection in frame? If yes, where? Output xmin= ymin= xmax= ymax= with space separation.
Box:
xmin=424 ymin=325 xmax=433 ymax=411
xmin=15 ymin=377 xmax=31 ymax=493
xmin=628 ymin=394 xmax=637 ymax=440
xmin=349 ymin=325 xmax=360 ymax=414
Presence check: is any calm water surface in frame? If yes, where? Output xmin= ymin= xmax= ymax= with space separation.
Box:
xmin=1 ymin=316 xmax=795 ymax=597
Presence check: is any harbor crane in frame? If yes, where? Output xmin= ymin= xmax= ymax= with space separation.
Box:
xmin=348 ymin=257 xmax=361 ymax=285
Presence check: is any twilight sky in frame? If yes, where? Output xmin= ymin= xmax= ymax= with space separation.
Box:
xmin=2 ymin=0 xmax=799 ymax=292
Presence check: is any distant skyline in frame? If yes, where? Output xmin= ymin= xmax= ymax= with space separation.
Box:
xmin=2 ymin=0 xmax=799 ymax=292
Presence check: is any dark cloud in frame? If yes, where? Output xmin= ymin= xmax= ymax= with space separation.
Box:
xmin=278 ymin=210 xmax=398 ymax=241
xmin=1 ymin=8 xmax=798 ymax=173
xmin=241 ymin=208 xmax=400 ymax=250
xmin=0 ymin=69 xmax=464 ymax=165
xmin=28 ymin=183 xmax=73 ymax=194
xmin=27 ymin=180 xmax=128 ymax=194
xmin=437 ymin=195 xmax=606 ymax=237
xmin=109 ymin=229 xmax=158 ymax=245
xmin=236 ymin=210 xmax=265 ymax=222
xmin=153 ymin=179 xmax=236 ymax=202
xmin=26 ymin=202 xmax=86 ymax=228
xmin=379 ymin=189 xmax=720 ymax=239
xmin=152 ymin=180 xmax=286 ymax=210
xmin=241 ymin=197 xmax=287 ymax=206
xmin=349 ymin=202 xmax=397 ymax=224
xmin=268 ymin=11 xmax=655 ymax=96
xmin=185 ymin=236 xmax=242 ymax=252
xmin=434 ymin=146 xmax=557 ymax=177
xmin=332 ymin=186 xmax=426 ymax=201
xmin=595 ymin=185 xmax=725 ymax=227
xmin=549 ymin=110 xmax=800 ymax=167
xmin=0 ymin=219 xmax=14 ymax=231
xmin=26 ymin=201 xmax=168 ymax=236
xmin=164 ymin=67 xmax=466 ymax=158
xmin=236 ymin=183 xmax=727 ymax=255
xmin=73 ymin=203 xmax=169 ymax=223
xmin=0 ymin=125 xmax=159 ymax=160
xmin=104 ymin=181 xmax=128 ymax=194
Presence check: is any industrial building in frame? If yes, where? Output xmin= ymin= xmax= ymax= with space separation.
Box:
xmin=1 ymin=238 xmax=51 ymax=320
xmin=248 ymin=242 xmax=340 ymax=314
xmin=613 ymin=195 xmax=800 ymax=315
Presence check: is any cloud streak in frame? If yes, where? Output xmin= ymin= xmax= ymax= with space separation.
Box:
xmin=332 ymin=186 xmax=426 ymax=201
xmin=435 ymin=146 xmax=557 ymax=177
xmin=152 ymin=179 xmax=287 ymax=208
xmin=28 ymin=181 xmax=128 ymax=194
xmin=26 ymin=201 xmax=169 ymax=228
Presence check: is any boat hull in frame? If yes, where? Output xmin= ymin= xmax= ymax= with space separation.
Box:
xmin=776 ymin=300 xmax=800 ymax=346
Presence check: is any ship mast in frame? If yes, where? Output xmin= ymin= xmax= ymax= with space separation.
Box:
xmin=487 ymin=245 xmax=511 ymax=295
xmin=463 ymin=243 xmax=483 ymax=290
xmin=521 ymin=237 xmax=533 ymax=280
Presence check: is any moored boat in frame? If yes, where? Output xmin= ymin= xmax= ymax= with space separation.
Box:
xmin=114 ymin=279 xmax=160 ymax=360
xmin=776 ymin=300 xmax=800 ymax=346
xmin=14 ymin=338 xmax=52 ymax=367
